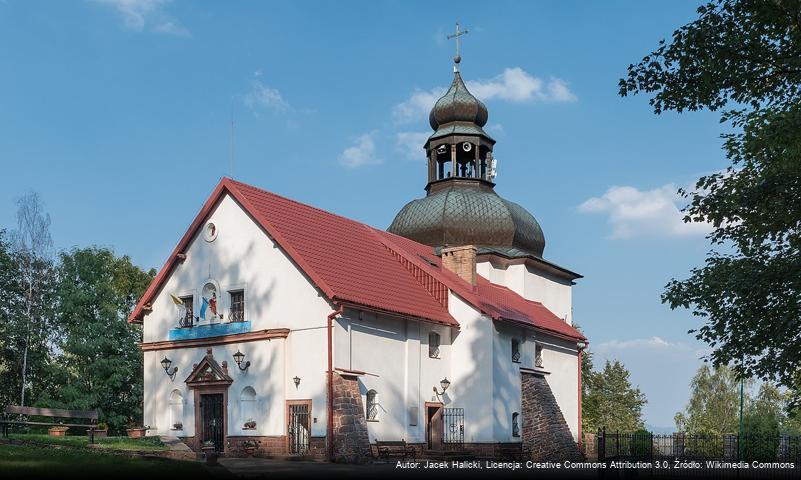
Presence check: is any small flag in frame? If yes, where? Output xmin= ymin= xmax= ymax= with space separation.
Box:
xmin=170 ymin=294 xmax=184 ymax=306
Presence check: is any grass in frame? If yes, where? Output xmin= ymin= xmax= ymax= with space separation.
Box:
xmin=0 ymin=443 xmax=212 ymax=478
xmin=8 ymin=433 xmax=169 ymax=452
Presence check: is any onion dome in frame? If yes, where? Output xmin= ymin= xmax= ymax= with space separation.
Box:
xmin=388 ymin=180 xmax=546 ymax=258
xmin=428 ymin=72 xmax=491 ymax=141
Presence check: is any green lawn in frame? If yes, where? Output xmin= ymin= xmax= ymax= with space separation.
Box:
xmin=8 ymin=433 xmax=169 ymax=452
xmin=0 ymin=443 xmax=212 ymax=478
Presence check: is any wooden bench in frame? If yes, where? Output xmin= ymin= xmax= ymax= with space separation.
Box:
xmin=496 ymin=443 xmax=531 ymax=461
xmin=1 ymin=406 xmax=99 ymax=444
xmin=375 ymin=439 xmax=416 ymax=461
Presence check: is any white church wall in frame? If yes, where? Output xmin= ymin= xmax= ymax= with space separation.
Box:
xmin=531 ymin=332 xmax=580 ymax=441
xmin=142 ymin=193 xmax=334 ymax=439
xmin=448 ymin=292 xmax=495 ymax=443
xmin=285 ymin=326 xmax=329 ymax=437
xmin=142 ymin=193 xmax=333 ymax=343
xmin=492 ymin=322 xmax=525 ymax=443
xmin=143 ymin=341 xmax=285 ymax=438
xmin=332 ymin=310 xmax=456 ymax=445
xmin=476 ymin=260 xmax=573 ymax=325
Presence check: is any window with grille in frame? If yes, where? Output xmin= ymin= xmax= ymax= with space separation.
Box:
xmin=512 ymin=412 xmax=520 ymax=437
xmin=429 ymin=332 xmax=440 ymax=358
xmin=511 ymin=338 xmax=521 ymax=363
xmin=535 ymin=344 xmax=543 ymax=368
xmin=366 ymin=390 xmax=378 ymax=421
xmin=180 ymin=296 xmax=193 ymax=328
xmin=229 ymin=290 xmax=244 ymax=322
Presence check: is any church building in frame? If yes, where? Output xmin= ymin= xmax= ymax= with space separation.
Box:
xmin=130 ymin=51 xmax=588 ymax=462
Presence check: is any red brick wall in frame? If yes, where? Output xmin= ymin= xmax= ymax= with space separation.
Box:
xmin=331 ymin=373 xmax=372 ymax=463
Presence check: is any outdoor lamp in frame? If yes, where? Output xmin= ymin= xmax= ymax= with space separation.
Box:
xmin=293 ymin=376 xmax=301 ymax=388
xmin=434 ymin=377 xmax=451 ymax=396
xmin=232 ymin=350 xmax=251 ymax=371
xmin=161 ymin=357 xmax=178 ymax=380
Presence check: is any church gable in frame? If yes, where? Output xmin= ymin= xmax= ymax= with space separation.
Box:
xmin=185 ymin=348 xmax=233 ymax=387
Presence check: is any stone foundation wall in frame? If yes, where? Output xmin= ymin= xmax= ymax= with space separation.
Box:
xmin=331 ymin=373 xmax=372 ymax=463
xmin=521 ymin=372 xmax=583 ymax=461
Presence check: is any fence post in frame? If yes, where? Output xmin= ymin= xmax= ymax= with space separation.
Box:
xmin=598 ymin=428 xmax=605 ymax=462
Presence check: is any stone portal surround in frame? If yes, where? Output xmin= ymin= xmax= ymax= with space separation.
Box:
xmin=521 ymin=371 xmax=584 ymax=461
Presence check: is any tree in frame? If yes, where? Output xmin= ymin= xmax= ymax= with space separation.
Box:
xmin=675 ymin=365 xmax=744 ymax=435
xmin=0 ymin=230 xmax=24 ymax=408
xmin=619 ymin=0 xmax=801 ymax=409
xmin=38 ymin=247 xmax=154 ymax=432
xmin=583 ymin=359 xmax=647 ymax=433
xmin=10 ymin=192 xmax=55 ymax=406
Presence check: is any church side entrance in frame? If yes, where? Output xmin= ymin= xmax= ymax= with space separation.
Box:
xmin=286 ymin=400 xmax=311 ymax=455
xmin=425 ymin=402 xmax=443 ymax=451
xmin=200 ymin=393 xmax=225 ymax=452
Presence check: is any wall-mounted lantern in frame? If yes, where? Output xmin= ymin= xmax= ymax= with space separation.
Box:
xmin=293 ymin=376 xmax=301 ymax=389
xmin=232 ymin=350 xmax=251 ymax=371
xmin=160 ymin=357 xmax=178 ymax=381
xmin=433 ymin=377 xmax=451 ymax=396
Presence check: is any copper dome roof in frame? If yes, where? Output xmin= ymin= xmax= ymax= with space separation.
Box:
xmin=388 ymin=180 xmax=546 ymax=258
xmin=428 ymin=72 xmax=489 ymax=132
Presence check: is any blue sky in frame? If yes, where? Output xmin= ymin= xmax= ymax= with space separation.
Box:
xmin=0 ymin=1 xmax=727 ymax=428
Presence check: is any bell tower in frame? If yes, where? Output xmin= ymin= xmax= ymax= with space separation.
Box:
xmin=389 ymin=24 xmax=546 ymax=259
xmin=425 ymin=23 xmax=496 ymax=187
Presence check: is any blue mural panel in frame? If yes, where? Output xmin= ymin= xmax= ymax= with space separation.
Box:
xmin=168 ymin=321 xmax=251 ymax=341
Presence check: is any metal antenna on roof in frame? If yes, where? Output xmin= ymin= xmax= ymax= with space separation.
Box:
xmin=230 ymin=108 xmax=235 ymax=179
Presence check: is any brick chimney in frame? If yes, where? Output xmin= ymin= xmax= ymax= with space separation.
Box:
xmin=441 ymin=245 xmax=477 ymax=285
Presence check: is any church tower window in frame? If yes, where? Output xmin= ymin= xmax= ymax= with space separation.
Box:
xmin=429 ymin=332 xmax=440 ymax=358
xmin=365 ymin=390 xmax=378 ymax=421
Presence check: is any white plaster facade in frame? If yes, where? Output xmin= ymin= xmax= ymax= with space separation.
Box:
xmin=141 ymin=192 xmax=582 ymax=452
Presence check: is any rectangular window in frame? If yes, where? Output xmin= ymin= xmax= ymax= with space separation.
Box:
xmin=535 ymin=344 xmax=544 ymax=368
xmin=229 ymin=290 xmax=245 ymax=322
xmin=511 ymin=338 xmax=521 ymax=363
xmin=180 ymin=296 xmax=193 ymax=328
xmin=429 ymin=332 xmax=440 ymax=358
xmin=512 ymin=412 xmax=520 ymax=437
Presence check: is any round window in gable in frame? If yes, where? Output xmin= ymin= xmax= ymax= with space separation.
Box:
xmin=204 ymin=221 xmax=218 ymax=242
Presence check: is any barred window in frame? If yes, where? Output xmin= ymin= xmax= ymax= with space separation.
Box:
xmin=229 ymin=290 xmax=245 ymax=322
xmin=512 ymin=412 xmax=520 ymax=437
xmin=535 ymin=344 xmax=543 ymax=368
xmin=429 ymin=332 xmax=440 ymax=358
xmin=511 ymin=338 xmax=521 ymax=363
xmin=366 ymin=390 xmax=378 ymax=421
xmin=180 ymin=296 xmax=193 ymax=328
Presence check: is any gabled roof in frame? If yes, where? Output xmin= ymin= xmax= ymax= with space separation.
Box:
xmin=185 ymin=348 xmax=233 ymax=387
xmin=129 ymin=178 xmax=585 ymax=341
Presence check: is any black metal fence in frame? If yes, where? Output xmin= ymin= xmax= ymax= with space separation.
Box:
xmin=597 ymin=429 xmax=801 ymax=477
xmin=443 ymin=408 xmax=464 ymax=446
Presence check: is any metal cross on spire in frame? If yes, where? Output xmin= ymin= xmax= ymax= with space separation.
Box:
xmin=447 ymin=22 xmax=469 ymax=72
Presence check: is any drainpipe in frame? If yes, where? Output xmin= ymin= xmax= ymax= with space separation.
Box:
xmin=577 ymin=341 xmax=588 ymax=452
xmin=327 ymin=304 xmax=344 ymax=462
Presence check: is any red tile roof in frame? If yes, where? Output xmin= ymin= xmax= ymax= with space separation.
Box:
xmin=129 ymin=178 xmax=585 ymax=341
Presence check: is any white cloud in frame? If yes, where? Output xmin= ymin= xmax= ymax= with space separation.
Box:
xmin=339 ymin=133 xmax=383 ymax=168
xmin=392 ymin=67 xmax=576 ymax=124
xmin=395 ymin=131 xmax=429 ymax=161
xmin=467 ymin=68 xmax=577 ymax=103
xmin=243 ymin=81 xmax=290 ymax=112
xmin=91 ymin=0 xmax=188 ymax=35
xmin=393 ymin=87 xmax=446 ymax=124
xmin=578 ymin=184 xmax=711 ymax=239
